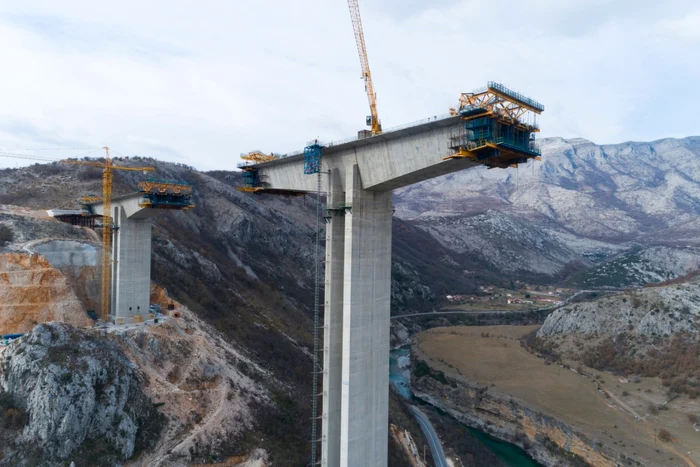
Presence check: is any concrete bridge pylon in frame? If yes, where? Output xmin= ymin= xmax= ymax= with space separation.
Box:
xmin=244 ymin=83 xmax=544 ymax=467
xmin=88 ymin=185 xmax=194 ymax=321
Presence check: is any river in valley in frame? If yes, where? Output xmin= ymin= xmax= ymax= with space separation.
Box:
xmin=390 ymin=346 xmax=542 ymax=467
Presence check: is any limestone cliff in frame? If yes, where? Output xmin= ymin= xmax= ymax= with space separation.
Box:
xmin=537 ymin=282 xmax=700 ymax=340
xmin=413 ymin=371 xmax=639 ymax=467
xmin=0 ymin=295 xmax=275 ymax=467
xmin=0 ymin=253 xmax=92 ymax=334
xmin=31 ymin=240 xmax=101 ymax=313
xmin=0 ymin=322 xmax=163 ymax=466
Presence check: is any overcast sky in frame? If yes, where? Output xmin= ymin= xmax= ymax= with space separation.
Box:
xmin=0 ymin=0 xmax=698 ymax=170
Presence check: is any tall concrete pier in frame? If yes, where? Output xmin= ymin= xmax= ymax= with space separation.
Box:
xmin=89 ymin=186 xmax=194 ymax=320
xmin=90 ymin=194 xmax=159 ymax=319
xmin=247 ymin=84 xmax=544 ymax=466
xmin=259 ymin=116 xmax=479 ymax=466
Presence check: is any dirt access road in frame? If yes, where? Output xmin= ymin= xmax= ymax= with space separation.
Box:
xmin=416 ymin=325 xmax=700 ymax=467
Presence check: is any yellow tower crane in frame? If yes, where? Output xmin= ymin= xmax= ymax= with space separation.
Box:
xmin=66 ymin=148 xmax=155 ymax=322
xmin=0 ymin=148 xmax=155 ymax=322
xmin=347 ymin=0 xmax=382 ymax=136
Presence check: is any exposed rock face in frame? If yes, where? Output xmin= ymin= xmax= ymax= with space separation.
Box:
xmin=0 ymin=253 xmax=92 ymax=334
xmin=394 ymin=136 xmax=700 ymax=283
xmin=538 ymin=282 xmax=700 ymax=339
xmin=413 ymin=210 xmax=585 ymax=277
xmin=414 ymin=372 xmax=627 ymax=467
xmin=31 ymin=240 xmax=101 ymax=312
xmin=396 ymin=136 xmax=700 ymax=241
xmin=116 ymin=297 xmax=271 ymax=467
xmin=567 ymin=246 xmax=700 ymax=288
xmin=0 ymin=322 xmax=162 ymax=466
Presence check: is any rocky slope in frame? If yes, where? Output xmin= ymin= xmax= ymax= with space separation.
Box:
xmin=536 ymin=281 xmax=700 ymax=398
xmin=414 ymin=374 xmax=624 ymax=467
xmin=0 ymin=322 xmax=163 ymax=466
xmin=0 ymin=293 xmax=293 ymax=467
xmin=413 ymin=210 xmax=586 ymax=278
xmin=538 ymin=282 xmax=700 ymax=340
xmin=395 ymin=136 xmax=700 ymax=284
xmin=116 ymin=292 xmax=274 ymax=466
xmin=566 ymin=245 xmax=700 ymax=288
xmin=0 ymin=206 xmax=101 ymax=333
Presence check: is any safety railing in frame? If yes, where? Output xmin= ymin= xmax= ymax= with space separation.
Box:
xmin=487 ymin=81 xmax=545 ymax=112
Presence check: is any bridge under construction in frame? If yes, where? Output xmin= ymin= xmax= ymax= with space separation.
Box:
xmin=238 ymin=81 xmax=544 ymax=466
xmin=85 ymin=180 xmax=194 ymax=321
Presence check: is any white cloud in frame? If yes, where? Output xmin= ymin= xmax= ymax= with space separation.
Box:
xmin=658 ymin=10 xmax=700 ymax=40
xmin=0 ymin=0 xmax=698 ymax=170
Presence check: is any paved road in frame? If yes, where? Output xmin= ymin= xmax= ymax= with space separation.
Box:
xmin=392 ymin=309 xmax=537 ymax=319
xmin=409 ymin=405 xmax=448 ymax=467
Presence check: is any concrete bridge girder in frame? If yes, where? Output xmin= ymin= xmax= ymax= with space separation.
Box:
xmin=257 ymin=116 xmax=481 ymax=193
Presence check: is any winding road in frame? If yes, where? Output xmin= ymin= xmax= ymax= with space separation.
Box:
xmin=392 ymin=289 xmax=615 ymax=320
xmin=409 ymin=405 xmax=448 ymax=467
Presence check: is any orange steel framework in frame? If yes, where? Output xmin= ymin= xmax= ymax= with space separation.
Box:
xmin=138 ymin=180 xmax=193 ymax=195
xmin=446 ymin=81 xmax=544 ymax=169
xmin=239 ymin=150 xmax=278 ymax=164
xmin=138 ymin=179 xmax=195 ymax=210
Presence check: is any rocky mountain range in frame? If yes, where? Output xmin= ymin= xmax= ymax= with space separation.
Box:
xmin=396 ymin=136 xmax=700 ymax=285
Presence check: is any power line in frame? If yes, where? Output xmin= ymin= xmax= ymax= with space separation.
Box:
xmin=0 ymin=146 xmax=100 ymax=152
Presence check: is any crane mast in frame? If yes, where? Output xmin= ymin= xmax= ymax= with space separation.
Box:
xmin=66 ymin=148 xmax=155 ymax=321
xmin=100 ymin=148 xmax=114 ymax=324
xmin=347 ymin=0 xmax=382 ymax=135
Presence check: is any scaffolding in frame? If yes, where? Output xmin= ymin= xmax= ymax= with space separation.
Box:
xmin=304 ymin=141 xmax=323 ymax=175
xmin=240 ymin=150 xmax=278 ymax=163
xmin=138 ymin=179 xmax=195 ymax=210
xmin=446 ymin=81 xmax=544 ymax=169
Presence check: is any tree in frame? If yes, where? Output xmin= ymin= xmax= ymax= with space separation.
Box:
xmin=658 ymin=428 xmax=672 ymax=442
xmin=0 ymin=225 xmax=13 ymax=248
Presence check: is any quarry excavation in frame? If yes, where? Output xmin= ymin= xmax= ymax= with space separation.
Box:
xmin=1 ymin=1 xmax=699 ymax=467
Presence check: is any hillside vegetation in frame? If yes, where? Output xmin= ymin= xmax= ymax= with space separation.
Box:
xmin=536 ymin=282 xmax=700 ymax=395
